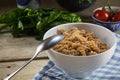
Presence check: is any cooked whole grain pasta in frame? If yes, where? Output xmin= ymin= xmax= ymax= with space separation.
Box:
xmin=52 ymin=27 xmax=109 ymax=56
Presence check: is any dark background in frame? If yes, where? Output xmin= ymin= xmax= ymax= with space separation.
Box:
xmin=0 ymin=0 xmax=120 ymax=22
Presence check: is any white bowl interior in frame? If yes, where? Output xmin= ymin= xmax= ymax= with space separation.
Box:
xmin=44 ymin=23 xmax=115 ymax=48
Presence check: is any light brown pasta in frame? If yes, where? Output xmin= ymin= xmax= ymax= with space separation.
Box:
xmin=52 ymin=27 xmax=109 ymax=56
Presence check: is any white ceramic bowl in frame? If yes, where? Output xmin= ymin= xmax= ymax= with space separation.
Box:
xmin=43 ymin=23 xmax=116 ymax=79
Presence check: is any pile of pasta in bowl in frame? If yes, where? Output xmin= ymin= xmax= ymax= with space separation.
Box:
xmin=53 ymin=27 xmax=108 ymax=56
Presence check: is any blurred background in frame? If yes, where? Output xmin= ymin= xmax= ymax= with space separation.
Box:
xmin=0 ymin=0 xmax=120 ymax=22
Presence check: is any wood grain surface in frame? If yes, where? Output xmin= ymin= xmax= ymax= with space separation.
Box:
xmin=0 ymin=59 xmax=48 ymax=80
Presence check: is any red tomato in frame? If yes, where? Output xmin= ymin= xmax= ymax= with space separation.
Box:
xmin=93 ymin=10 xmax=110 ymax=21
xmin=112 ymin=11 xmax=120 ymax=22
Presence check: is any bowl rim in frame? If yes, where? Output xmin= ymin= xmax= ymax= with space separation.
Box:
xmin=91 ymin=6 xmax=120 ymax=23
xmin=44 ymin=22 xmax=117 ymax=58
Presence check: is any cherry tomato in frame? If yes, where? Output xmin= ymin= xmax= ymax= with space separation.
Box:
xmin=112 ymin=11 xmax=120 ymax=22
xmin=93 ymin=10 xmax=110 ymax=21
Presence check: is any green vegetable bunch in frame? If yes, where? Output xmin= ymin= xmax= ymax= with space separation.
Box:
xmin=0 ymin=8 xmax=82 ymax=40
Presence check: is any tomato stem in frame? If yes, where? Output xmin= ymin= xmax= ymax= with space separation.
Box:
xmin=102 ymin=0 xmax=107 ymax=10
xmin=107 ymin=0 xmax=114 ymax=15
xmin=102 ymin=0 xmax=114 ymax=15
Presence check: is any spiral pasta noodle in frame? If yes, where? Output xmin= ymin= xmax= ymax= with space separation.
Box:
xmin=53 ymin=27 xmax=109 ymax=56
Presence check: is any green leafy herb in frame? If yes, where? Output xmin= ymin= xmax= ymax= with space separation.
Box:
xmin=0 ymin=8 xmax=82 ymax=40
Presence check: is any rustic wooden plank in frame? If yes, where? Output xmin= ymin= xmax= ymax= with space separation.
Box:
xmin=0 ymin=59 xmax=49 ymax=80
xmin=0 ymin=32 xmax=48 ymax=61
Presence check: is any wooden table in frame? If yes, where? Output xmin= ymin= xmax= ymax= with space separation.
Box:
xmin=0 ymin=0 xmax=120 ymax=80
xmin=0 ymin=32 xmax=49 ymax=80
